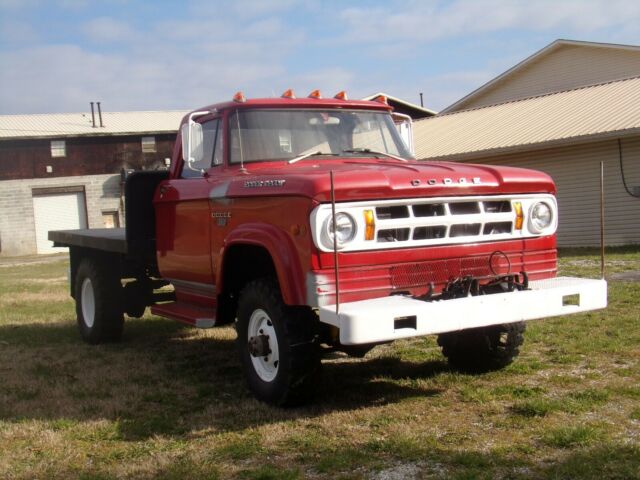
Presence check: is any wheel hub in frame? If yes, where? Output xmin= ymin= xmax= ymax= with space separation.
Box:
xmin=247 ymin=309 xmax=280 ymax=382
xmin=248 ymin=334 xmax=271 ymax=357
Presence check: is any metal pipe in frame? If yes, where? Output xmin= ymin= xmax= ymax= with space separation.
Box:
xmin=97 ymin=101 xmax=104 ymax=127
xmin=90 ymin=102 xmax=96 ymax=128
xmin=419 ymin=92 xmax=424 ymax=107
xmin=600 ymin=161 xmax=605 ymax=279
xmin=330 ymin=171 xmax=340 ymax=315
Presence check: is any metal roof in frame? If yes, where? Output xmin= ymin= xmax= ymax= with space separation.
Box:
xmin=413 ymin=75 xmax=640 ymax=160
xmin=0 ymin=110 xmax=189 ymax=140
xmin=362 ymin=92 xmax=437 ymax=115
xmin=442 ymin=39 xmax=640 ymax=114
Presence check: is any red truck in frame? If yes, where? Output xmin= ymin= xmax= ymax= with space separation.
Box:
xmin=50 ymin=91 xmax=607 ymax=406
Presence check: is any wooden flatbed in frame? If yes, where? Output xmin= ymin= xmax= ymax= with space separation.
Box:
xmin=49 ymin=228 xmax=128 ymax=254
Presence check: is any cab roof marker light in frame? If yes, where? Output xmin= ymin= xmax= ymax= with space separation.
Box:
xmin=334 ymin=91 xmax=348 ymax=100
xmin=375 ymin=95 xmax=388 ymax=105
xmin=281 ymin=89 xmax=296 ymax=99
xmin=233 ymin=91 xmax=246 ymax=103
xmin=308 ymin=89 xmax=322 ymax=99
xmin=514 ymin=202 xmax=524 ymax=230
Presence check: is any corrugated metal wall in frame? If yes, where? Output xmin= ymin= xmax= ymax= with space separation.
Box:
xmin=463 ymin=137 xmax=640 ymax=247
xmin=455 ymin=45 xmax=640 ymax=111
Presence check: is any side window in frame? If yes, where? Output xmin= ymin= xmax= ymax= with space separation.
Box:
xmin=181 ymin=119 xmax=220 ymax=178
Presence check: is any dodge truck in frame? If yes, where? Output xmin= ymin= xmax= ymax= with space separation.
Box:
xmin=50 ymin=90 xmax=607 ymax=406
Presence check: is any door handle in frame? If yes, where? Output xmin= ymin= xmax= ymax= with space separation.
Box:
xmin=159 ymin=185 xmax=175 ymax=198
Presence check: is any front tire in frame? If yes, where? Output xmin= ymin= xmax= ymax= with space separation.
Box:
xmin=75 ymin=257 xmax=124 ymax=344
xmin=437 ymin=322 xmax=526 ymax=373
xmin=236 ymin=278 xmax=320 ymax=406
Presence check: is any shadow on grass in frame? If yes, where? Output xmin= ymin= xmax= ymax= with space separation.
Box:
xmin=0 ymin=317 xmax=449 ymax=440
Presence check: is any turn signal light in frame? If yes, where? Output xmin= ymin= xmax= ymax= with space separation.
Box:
xmin=334 ymin=91 xmax=348 ymax=100
xmin=281 ymin=89 xmax=296 ymax=99
xmin=514 ymin=202 xmax=524 ymax=230
xmin=233 ymin=91 xmax=246 ymax=103
xmin=308 ymin=89 xmax=322 ymax=99
xmin=364 ymin=209 xmax=375 ymax=240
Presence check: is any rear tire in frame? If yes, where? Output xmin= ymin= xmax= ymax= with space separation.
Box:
xmin=75 ymin=257 xmax=124 ymax=344
xmin=437 ymin=322 xmax=526 ymax=373
xmin=236 ymin=278 xmax=320 ymax=406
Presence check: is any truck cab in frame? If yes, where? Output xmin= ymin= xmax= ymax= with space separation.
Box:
xmin=51 ymin=90 xmax=607 ymax=406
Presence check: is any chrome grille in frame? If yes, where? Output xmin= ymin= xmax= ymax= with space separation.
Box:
xmin=372 ymin=199 xmax=515 ymax=244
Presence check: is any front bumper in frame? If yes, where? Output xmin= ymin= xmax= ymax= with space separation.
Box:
xmin=318 ymin=277 xmax=607 ymax=345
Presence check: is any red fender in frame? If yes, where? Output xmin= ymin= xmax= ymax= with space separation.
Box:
xmin=219 ymin=223 xmax=306 ymax=305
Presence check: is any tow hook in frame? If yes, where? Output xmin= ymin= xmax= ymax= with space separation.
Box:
xmin=248 ymin=334 xmax=271 ymax=357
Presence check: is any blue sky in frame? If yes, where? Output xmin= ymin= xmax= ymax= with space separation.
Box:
xmin=1 ymin=0 xmax=639 ymax=114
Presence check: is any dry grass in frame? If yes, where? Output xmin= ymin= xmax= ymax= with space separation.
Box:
xmin=0 ymin=248 xmax=639 ymax=479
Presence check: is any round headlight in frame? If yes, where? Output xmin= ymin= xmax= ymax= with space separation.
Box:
xmin=325 ymin=212 xmax=356 ymax=246
xmin=529 ymin=202 xmax=553 ymax=233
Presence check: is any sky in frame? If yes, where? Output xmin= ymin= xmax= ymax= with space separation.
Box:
xmin=1 ymin=0 xmax=639 ymax=115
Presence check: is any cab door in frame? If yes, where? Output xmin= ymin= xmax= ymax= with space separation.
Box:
xmin=155 ymin=119 xmax=222 ymax=289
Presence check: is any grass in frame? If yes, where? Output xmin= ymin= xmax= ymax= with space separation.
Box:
xmin=0 ymin=248 xmax=639 ymax=479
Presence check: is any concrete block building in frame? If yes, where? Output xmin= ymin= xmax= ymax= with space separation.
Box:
xmin=0 ymin=109 xmax=187 ymax=256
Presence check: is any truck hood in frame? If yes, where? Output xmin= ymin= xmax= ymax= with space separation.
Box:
xmin=220 ymin=158 xmax=556 ymax=202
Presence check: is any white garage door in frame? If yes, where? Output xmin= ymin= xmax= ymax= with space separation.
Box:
xmin=33 ymin=191 xmax=88 ymax=254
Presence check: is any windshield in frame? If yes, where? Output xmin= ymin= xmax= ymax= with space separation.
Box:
xmin=229 ymin=109 xmax=413 ymax=164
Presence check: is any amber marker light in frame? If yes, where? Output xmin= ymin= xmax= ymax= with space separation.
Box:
xmin=514 ymin=202 xmax=524 ymax=230
xmin=233 ymin=91 xmax=246 ymax=103
xmin=308 ymin=89 xmax=322 ymax=99
xmin=364 ymin=209 xmax=375 ymax=240
xmin=281 ymin=89 xmax=296 ymax=99
xmin=334 ymin=91 xmax=348 ymax=100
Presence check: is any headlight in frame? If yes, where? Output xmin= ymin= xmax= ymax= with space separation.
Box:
xmin=324 ymin=212 xmax=356 ymax=247
xmin=529 ymin=202 xmax=553 ymax=233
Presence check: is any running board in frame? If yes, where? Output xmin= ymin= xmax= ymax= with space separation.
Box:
xmin=151 ymin=302 xmax=216 ymax=328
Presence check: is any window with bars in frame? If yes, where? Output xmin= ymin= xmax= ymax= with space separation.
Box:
xmin=141 ymin=136 xmax=156 ymax=153
xmin=50 ymin=140 xmax=66 ymax=158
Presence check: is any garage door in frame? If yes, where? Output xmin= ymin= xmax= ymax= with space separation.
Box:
xmin=33 ymin=191 xmax=88 ymax=254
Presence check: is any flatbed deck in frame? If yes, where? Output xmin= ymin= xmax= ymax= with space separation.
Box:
xmin=49 ymin=228 xmax=128 ymax=254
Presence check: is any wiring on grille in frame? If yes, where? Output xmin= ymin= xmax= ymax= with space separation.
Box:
xmin=619 ymin=138 xmax=640 ymax=199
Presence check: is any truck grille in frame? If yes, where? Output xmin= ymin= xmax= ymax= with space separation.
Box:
xmin=310 ymin=193 xmax=557 ymax=253
xmin=374 ymin=199 xmax=513 ymax=244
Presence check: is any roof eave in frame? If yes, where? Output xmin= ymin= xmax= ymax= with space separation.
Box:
xmin=0 ymin=130 xmax=179 ymax=141
xmin=362 ymin=92 xmax=437 ymax=115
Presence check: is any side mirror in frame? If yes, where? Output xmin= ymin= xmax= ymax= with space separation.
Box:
xmin=392 ymin=112 xmax=414 ymax=156
xmin=181 ymin=110 xmax=210 ymax=171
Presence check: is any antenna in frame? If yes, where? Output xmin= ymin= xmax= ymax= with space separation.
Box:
xmin=330 ymin=171 xmax=340 ymax=315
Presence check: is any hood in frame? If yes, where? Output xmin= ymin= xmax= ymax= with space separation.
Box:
xmin=220 ymin=158 xmax=556 ymax=202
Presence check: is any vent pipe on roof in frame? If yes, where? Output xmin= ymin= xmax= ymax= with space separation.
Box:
xmin=90 ymin=102 xmax=96 ymax=128
xmin=97 ymin=102 xmax=104 ymax=127
xmin=419 ymin=93 xmax=424 ymax=108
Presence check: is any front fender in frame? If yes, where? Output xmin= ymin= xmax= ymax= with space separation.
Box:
xmin=220 ymin=223 xmax=306 ymax=305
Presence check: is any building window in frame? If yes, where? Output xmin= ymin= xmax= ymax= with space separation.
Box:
xmin=142 ymin=136 xmax=156 ymax=153
xmin=51 ymin=140 xmax=66 ymax=158
xmin=102 ymin=211 xmax=120 ymax=228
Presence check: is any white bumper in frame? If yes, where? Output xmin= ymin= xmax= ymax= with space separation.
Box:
xmin=319 ymin=277 xmax=607 ymax=345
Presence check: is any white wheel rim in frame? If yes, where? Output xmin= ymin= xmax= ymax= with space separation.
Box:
xmin=81 ymin=277 xmax=96 ymax=328
xmin=248 ymin=308 xmax=279 ymax=382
